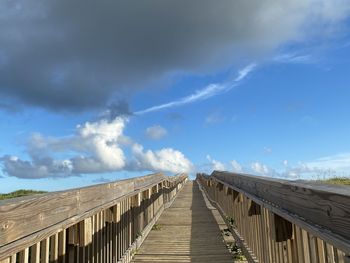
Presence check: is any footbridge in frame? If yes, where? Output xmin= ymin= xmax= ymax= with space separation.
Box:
xmin=1 ymin=171 xmax=349 ymax=263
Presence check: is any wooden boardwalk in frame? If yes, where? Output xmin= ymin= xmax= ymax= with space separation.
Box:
xmin=2 ymin=173 xmax=349 ymax=263
xmin=132 ymin=181 xmax=233 ymax=263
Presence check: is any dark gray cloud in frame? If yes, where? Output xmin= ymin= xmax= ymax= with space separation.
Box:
xmin=0 ymin=0 xmax=349 ymax=111
xmin=0 ymin=102 xmax=22 ymax=113
xmin=105 ymin=101 xmax=133 ymax=120
xmin=1 ymin=155 xmax=76 ymax=179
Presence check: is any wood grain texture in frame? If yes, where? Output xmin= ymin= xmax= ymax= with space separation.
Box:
xmin=0 ymin=173 xmax=187 ymax=260
xmin=30 ymin=243 xmax=40 ymax=263
xmin=0 ymin=181 xmax=133 ymax=246
xmin=40 ymin=238 xmax=49 ymax=263
xmin=132 ymin=182 xmax=233 ymax=263
xmin=203 ymin=171 xmax=350 ymax=253
xmin=198 ymin=172 xmax=350 ymax=262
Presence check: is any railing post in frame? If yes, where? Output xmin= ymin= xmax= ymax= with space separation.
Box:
xmin=0 ymin=174 xmax=187 ymax=263
xmin=197 ymin=172 xmax=350 ymax=263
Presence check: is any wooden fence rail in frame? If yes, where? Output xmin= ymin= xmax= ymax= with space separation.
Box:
xmin=197 ymin=171 xmax=350 ymax=263
xmin=0 ymin=173 xmax=187 ymax=263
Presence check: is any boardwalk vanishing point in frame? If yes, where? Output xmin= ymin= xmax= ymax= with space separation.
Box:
xmin=132 ymin=181 xmax=233 ymax=263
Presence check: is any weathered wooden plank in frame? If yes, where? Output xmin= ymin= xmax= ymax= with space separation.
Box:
xmin=131 ymin=193 xmax=141 ymax=208
xmin=0 ymin=182 xmax=133 ymax=246
xmin=0 ymin=173 xmax=187 ymax=260
xmin=131 ymin=182 xmax=232 ymax=263
xmin=272 ymin=213 xmax=293 ymax=242
xmin=208 ymin=171 xmax=350 ymax=253
xmin=58 ymin=230 xmax=66 ymax=263
xmin=50 ymin=233 xmax=59 ymax=263
xmin=326 ymin=243 xmax=336 ymax=263
xmin=40 ymin=238 xmax=50 ymax=263
xmin=30 ymin=243 xmax=40 ymax=263
xmin=316 ymin=238 xmax=326 ymax=263
xmin=335 ymin=248 xmax=345 ymax=263
xmin=18 ymin=248 xmax=29 ymax=263
xmin=0 ymin=258 xmax=10 ymax=263
xmin=133 ymin=173 xmax=164 ymax=191
xmin=0 ymin=173 xmax=186 ymax=247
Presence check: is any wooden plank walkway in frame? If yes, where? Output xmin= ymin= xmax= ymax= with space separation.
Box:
xmin=132 ymin=181 xmax=233 ymax=263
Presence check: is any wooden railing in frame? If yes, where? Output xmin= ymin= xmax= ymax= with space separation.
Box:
xmin=0 ymin=173 xmax=187 ymax=263
xmin=197 ymin=171 xmax=350 ymax=263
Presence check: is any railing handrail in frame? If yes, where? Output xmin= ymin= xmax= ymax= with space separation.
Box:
xmin=0 ymin=173 xmax=165 ymax=206
xmin=0 ymin=173 xmax=187 ymax=256
xmin=198 ymin=171 xmax=350 ymax=253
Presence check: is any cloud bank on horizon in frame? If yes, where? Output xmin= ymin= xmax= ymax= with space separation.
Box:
xmin=0 ymin=0 xmax=349 ymax=112
xmin=1 ymin=117 xmax=193 ymax=178
xmin=204 ymin=154 xmax=350 ymax=180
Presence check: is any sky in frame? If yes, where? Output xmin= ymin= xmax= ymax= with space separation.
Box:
xmin=1 ymin=0 xmax=350 ymax=193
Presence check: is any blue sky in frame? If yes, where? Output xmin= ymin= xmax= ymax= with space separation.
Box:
xmin=1 ymin=1 xmax=350 ymax=192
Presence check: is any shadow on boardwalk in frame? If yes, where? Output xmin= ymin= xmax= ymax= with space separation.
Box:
xmin=132 ymin=181 xmax=232 ymax=263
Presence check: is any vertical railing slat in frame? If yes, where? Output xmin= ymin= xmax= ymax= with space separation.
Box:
xmin=58 ymin=229 xmax=66 ymax=263
xmin=40 ymin=238 xmax=50 ymax=263
xmin=30 ymin=243 xmax=40 ymax=263
xmin=0 ymin=176 xmax=186 ymax=263
xmin=50 ymin=233 xmax=59 ymax=263
xmin=18 ymin=248 xmax=29 ymax=263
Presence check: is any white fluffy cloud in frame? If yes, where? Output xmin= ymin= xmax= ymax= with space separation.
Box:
xmin=230 ymin=160 xmax=243 ymax=173
xmin=131 ymin=144 xmax=193 ymax=174
xmin=249 ymin=154 xmax=350 ymax=179
xmin=282 ymin=154 xmax=350 ymax=179
xmin=206 ymin=155 xmax=226 ymax=171
xmin=200 ymin=153 xmax=350 ymax=180
xmin=145 ymin=125 xmax=167 ymax=140
xmin=251 ymin=162 xmax=271 ymax=175
xmin=1 ymin=117 xmax=193 ymax=178
xmin=77 ymin=118 xmax=126 ymax=170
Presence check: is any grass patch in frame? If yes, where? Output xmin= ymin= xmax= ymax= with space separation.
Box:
xmin=318 ymin=177 xmax=350 ymax=186
xmin=0 ymin=189 xmax=47 ymax=200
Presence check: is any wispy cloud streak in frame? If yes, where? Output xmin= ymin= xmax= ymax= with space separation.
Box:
xmin=134 ymin=63 xmax=256 ymax=115
xmin=272 ymin=53 xmax=313 ymax=64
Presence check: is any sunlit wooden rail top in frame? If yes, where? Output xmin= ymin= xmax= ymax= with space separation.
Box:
xmin=197 ymin=171 xmax=350 ymax=263
xmin=0 ymin=173 xmax=187 ymax=263
xmin=1 ymin=171 xmax=350 ymax=263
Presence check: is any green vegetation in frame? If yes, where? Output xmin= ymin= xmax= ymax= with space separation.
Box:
xmin=0 ymin=189 xmax=47 ymax=200
xmin=151 ymin=224 xmax=162 ymax=231
xmin=221 ymin=228 xmax=246 ymax=261
xmin=225 ymin=216 xmax=235 ymax=227
xmin=231 ymin=244 xmax=246 ymax=261
xmin=319 ymin=177 xmax=350 ymax=186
